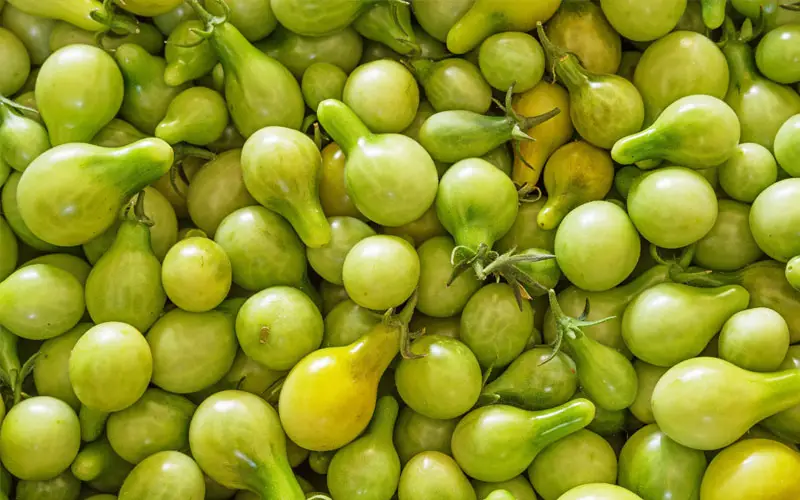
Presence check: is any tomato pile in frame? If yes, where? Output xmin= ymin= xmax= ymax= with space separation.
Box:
xmin=0 ymin=0 xmax=800 ymax=499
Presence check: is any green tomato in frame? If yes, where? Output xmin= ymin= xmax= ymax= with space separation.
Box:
xmin=205 ymin=0 xmax=277 ymax=42
xmin=417 ymin=236 xmax=482 ymax=318
xmin=16 ymin=470 xmax=81 ymax=500
xmin=106 ymin=388 xmax=196 ymax=464
xmin=528 ymin=429 xmax=618 ymax=500
xmin=600 ymin=0 xmax=687 ymax=42
xmin=627 ymin=167 xmax=718 ymax=249
xmin=554 ymin=201 xmax=639 ymax=292
xmin=21 ymin=253 xmax=91 ymax=286
xmin=395 ymin=335 xmax=483 ymax=419
xmin=147 ymin=309 xmax=238 ymax=394
xmin=33 ymin=323 xmax=93 ymax=410
xmin=343 ymin=60 xmax=420 ymax=133
xmin=235 ymin=286 xmax=323 ymax=371
xmin=0 ymin=27 xmax=30 ymax=97
xmin=756 ymin=25 xmax=800 ymax=85
xmin=473 ymin=476 xmax=538 ymax=500
xmin=410 ymin=314 xmax=461 ymax=340
xmin=718 ymin=308 xmax=790 ymax=372
xmin=393 ymin=406 xmax=458 ymax=465
xmin=786 ymin=256 xmax=800 ymax=292
xmin=214 ymin=206 xmax=306 ymax=291
xmin=162 ymin=236 xmax=232 ymax=312
xmin=775 ymin=114 xmax=800 ymax=177
xmin=118 ymin=451 xmax=204 ymax=500
xmin=0 ymin=216 xmax=17 ymax=282
xmin=323 ymin=299 xmax=381 ymax=347
xmin=398 ymin=451 xmax=476 ymax=500
xmin=411 ymin=0 xmax=474 ymax=42
xmin=301 ymin=62 xmax=347 ymax=112
xmin=478 ymin=32 xmax=544 ymax=93
xmin=307 ymin=216 xmax=375 ymax=285
xmin=69 ymin=322 xmax=152 ymax=412
xmin=0 ymin=396 xmax=80 ymax=481
xmin=718 ymin=143 xmax=778 ymax=203
xmin=750 ymin=178 xmax=800 ymax=262
xmin=495 ymin=198 xmax=556 ymax=254
xmin=694 ymin=200 xmax=764 ymax=271
xmin=320 ymin=280 xmax=349 ymax=315
xmin=460 ymin=283 xmax=533 ymax=368
xmin=342 ymin=235 xmax=420 ymax=310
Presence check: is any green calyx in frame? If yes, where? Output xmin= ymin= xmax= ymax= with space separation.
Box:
xmin=90 ymin=0 xmax=141 ymax=35
xmin=544 ymin=289 xmax=615 ymax=365
xmin=184 ymin=0 xmax=231 ymax=41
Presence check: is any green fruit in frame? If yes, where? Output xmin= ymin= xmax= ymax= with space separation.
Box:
xmin=495 ymin=198 xmax=556 ymax=254
xmin=69 ymin=322 xmax=152 ymax=412
xmin=164 ymin=20 xmax=218 ymax=86
xmin=48 ymin=20 xmax=165 ymax=55
xmin=395 ymin=335 xmax=482 ymax=419
xmin=0 ymin=98 xmax=50 ymax=173
xmin=629 ymin=361 xmax=668 ymax=424
xmin=393 ymin=407 xmax=457 ymax=465
xmin=307 ymin=217 xmax=374 ymax=286
xmin=528 ymin=429 xmax=617 ymax=500
xmin=189 ymin=390 xmax=305 ymax=499
xmin=214 ymin=206 xmax=306 ymax=291
xmin=652 ymin=357 xmax=800 ymax=450
xmin=16 ymin=470 xmax=81 ymax=500
xmin=473 ymin=476 xmax=537 ymax=500
xmin=756 ymin=24 xmax=800 ymax=85
xmin=481 ymin=347 xmax=578 ymax=411
xmin=478 ymin=32 xmax=545 ymax=93
xmin=118 ymin=451 xmax=204 ymax=500
xmin=301 ymin=62 xmax=346 ymax=111
xmin=256 ymin=26 xmax=363 ymax=79
xmin=162 ymin=236 xmax=232 ymax=312
xmin=343 ymin=60 xmax=419 ymax=133
xmin=0 ymin=27 xmax=30 ymax=97
xmin=353 ymin=1 xmax=417 ymax=56
xmin=618 ymin=424 xmax=707 ymax=500
xmin=241 ymin=126 xmax=330 ymax=247
xmin=554 ymin=200 xmax=640 ymax=292
xmin=545 ymin=0 xmax=621 ymax=74
xmin=271 ymin=0 xmax=374 ymax=35
xmin=107 ymin=388 xmax=196 ymax=464
xmin=694 ymin=199 xmax=763 ymax=271
xmin=460 ymin=283 xmax=533 ymax=369
xmin=539 ymin=25 xmax=643 ymax=150
xmin=599 ymin=0 xmax=686 ymax=41
xmin=322 ymin=299 xmax=381 ymax=348
xmin=718 ymin=143 xmax=778 ymax=202
xmin=626 ymin=167 xmax=718 ymax=249
xmin=33 ymin=323 xmax=93 ymax=410
xmin=558 ymin=484 xmax=644 ymax=500
xmin=0 ymin=396 xmax=80 ymax=481
xmin=16 ymin=139 xmax=173 ymax=247
xmin=718 ymin=308 xmax=790 ymax=372
xmin=317 ymin=99 xmax=438 ymax=226
xmin=750 ymin=178 xmax=800 ymax=262
xmin=0 ymin=264 xmax=83 ymax=340
xmin=21 ymin=254 xmax=91 ymax=286
xmin=35 ymin=44 xmax=123 ymax=145
xmin=1 ymin=5 xmax=55 ymax=65
xmin=398 ymin=451 xmax=476 ymax=500
xmin=327 ymin=396 xmax=401 ymax=500
xmin=156 ymin=87 xmax=228 ymax=146
xmin=410 ymin=58 xmax=492 ymax=114
xmin=612 ymin=95 xmax=740 ymax=169
xmin=147 ymin=308 xmax=238 ymax=393
xmin=416 ymin=236 xmax=482 ymax=318
xmin=0 ymin=217 xmax=17 ymax=283
xmin=633 ymin=31 xmax=729 ymax=125
xmin=187 ymin=149 xmax=256 ymax=237
xmin=235 ymin=286 xmax=323 ymax=371
xmin=412 ymin=0 xmax=474 ymax=42
xmin=451 ymin=400 xmax=596 ymax=482
xmin=774 ymin=114 xmax=800 ymax=177
xmin=185 ymin=1 xmax=304 ymax=136
xmin=204 ymin=0 xmax=277 ymax=42
xmin=71 ymin=437 xmax=132 ymax=492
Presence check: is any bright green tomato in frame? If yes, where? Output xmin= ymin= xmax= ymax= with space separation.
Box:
xmin=118 ymin=451 xmax=204 ymax=500
xmin=16 ymin=470 xmax=81 ymax=500
xmin=600 ymin=0 xmax=687 ymax=42
xmin=0 ymin=264 xmax=84 ymax=340
xmin=750 ymin=178 xmax=800 ymax=262
xmin=235 ymin=286 xmax=323 ymax=371
xmin=1 ymin=5 xmax=56 ymax=66
xmin=256 ymin=26 xmax=363 ymax=78
xmin=558 ymin=483 xmax=644 ymax=499
xmin=460 ymin=283 xmax=533 ymax=368
xmin=307 ymin=216 xmax=375 ymax=285
xmin=473 ymin=476 xmax=538 ymax=500
xmin=775 ymin=114 xmax=800 ymax=177
xmin=205 ymin=0 xmax=277 ymax=42
xmin=718 ymin=143 xmax=778 ymax=203
xmin=417 ymin=236 xmax=482 ymax=318
xmin=756 ymin=25 xmax=800 ymax=85
xmin=786 ymin=256 xmax=800 ymax=291
xmin=214 ymin=206 xmax=306 ymax=291
xmin=478 ymin=32 xmax=544 ymax=93
xmin=495 ymin=198 xmax=556 ymax=253
xmin=528 ymin=429 xmax=618 ymax=500
xmin=301 ymin=62 xmax=347 ymax=111
xmin=0 ymin=27 xmax=30 ymax=96
xmin=21 ymin=254 xmax=91 ymax=286
xmin=106 ymin=388 xmax=196 ymax=464
xmin=554 ymin=201 xmax=639 ymax=292
xmin=323 ymin=299 xmax=381 ymax=347
xmin=187 ymin=150 xmax=256 ymax=237
xmin=0 ymin=396 xmax=80 ymax=481
xmin=393 ymin=406 xmax=458 ymax=465
xmin=342 ymin=235 xmax=420 ymax=311
xmin=395 ymin=335 xmax=483 ymax=420
xmin=627 ymin=167 xmax=718 ymax=249
xmin=162 ymin=236 xmax=232 ymax=312
xmin=398 ymin=451 xmax=476 ymax=500
xmin=343 ymin=60 xmax=420 ymax=133
xmin=411 ymin=0 xmax=474 ymax=41
xmin=718 ymin=308 xmax=790 ymax=372
xmin=694 ymin=200 xmax=763 ymax=271
xmin=629 ymin=360 xmax=668 ymax=424
xmin=147 ymin=309 xmax=238 ymax=394
xmin=69 ymin=322 xmax=152 ymax=412
xmin=33 ymin=323 xmax=93 ymax=410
